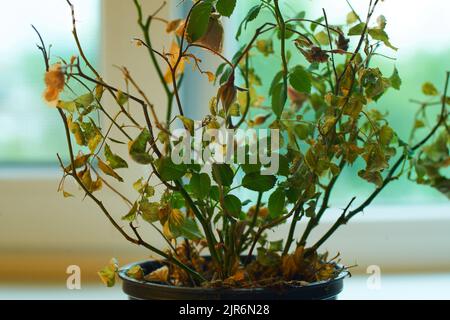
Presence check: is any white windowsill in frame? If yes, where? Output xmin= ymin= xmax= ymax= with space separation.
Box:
xmin=1 ymin=273 xmax=449 ymax=300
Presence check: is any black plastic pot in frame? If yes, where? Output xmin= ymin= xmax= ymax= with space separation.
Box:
xmin=119 ymin=260 xmax=348 ymax=300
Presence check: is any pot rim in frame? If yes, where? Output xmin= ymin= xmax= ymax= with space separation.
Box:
xmin=118 ymin=259 xmax=350 ymax=293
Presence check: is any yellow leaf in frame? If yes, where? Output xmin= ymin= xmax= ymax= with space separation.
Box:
xmin=422 ymin=82 xmax=439 ymax=96
xmin=98 ymin=158 xmax=124 ymax=182
xmin=64 ymin=153 xmax=91 ymax=173
xmin=164 ymin=42 xmax=186 ymax=84
xmin=166 ymin=19 xmax=183 ymax=33
xmin=63 ymin=191 xmax=74 ymax=198
xmin=98 ymin=258 xmax=119 ymax=287
xmin=126 ymin=265 xmax=144 ymax=280
xmin=205 ymin=71 xmax=215 ymax=83
xmin=145 ymin=266 xmax=169 ymax=283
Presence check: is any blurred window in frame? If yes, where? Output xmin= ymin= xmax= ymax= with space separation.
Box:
xmin=0 ymin=0 xmax=100 ymax=165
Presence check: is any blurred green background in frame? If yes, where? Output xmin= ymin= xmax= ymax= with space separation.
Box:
xmin=0 ymin=0 xmax=100 ymax=165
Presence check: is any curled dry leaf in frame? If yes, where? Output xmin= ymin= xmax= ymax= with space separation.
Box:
xmin=218 ymin=76 xmax=237 ymax=111
xmin=335 ymin=33 xmax=350 ymax=51
xmin=43 ymin=63 xmax=65 ymax=107
xmin=145 ymin=266 xmax=169 ymax=283
xmin=164 ymin=42 xmax=188 ymax=84
xmin=195 ymin=16 xmax=224 ymax=53
xmin=248 ymin=206 xmax=269 ymax=219
xmin=205 ymin=71 xmax=215 ymax=83
xmin=299 ymin=46 xmax=330 ymax=64
xmin=98 ymin=258 xmax=119 ymax=287
xmin=166 ymin=19 xmax=183 ymax=33
xmin=223 ymin=269 xmax=247 ymax=286
xmin=126 ymin=265 xmax=144 ymax=281
xmin=288 ymin=87 xmax=308 ymax=111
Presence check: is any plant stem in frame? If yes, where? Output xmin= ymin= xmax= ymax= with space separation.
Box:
xmin=322 ymin=9 xmax=338 ymax=94
xmin=176 ymin=182 xmax=223 ymax=274
xmin=240 ymin=192 xmax=263 ymax=252
xmin=299 ymin=160 xmax=345 ymax=246
xmin=133 ymin=0 xmax=172 ymax=99
xmin=273 ymin=0 xmax=288 ymax=118
xmin=282 ymin=206 xmax=303 ymax=256
xmin=231 ymin=53 xmax=251 ymax=129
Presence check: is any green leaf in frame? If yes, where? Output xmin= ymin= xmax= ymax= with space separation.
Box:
xmin=133 ymin=178 xmax=155 ymax=197
xmin=178 ymin=218 xmax=203 ymax=240
xmin=360 ymin=68 xmax=390 ymax=99
xmin=422 ymin=82 xmax=439 ymax=96
xmin=389 ymin=67 xmax=402 ymax=90
xmin=310 ymin=17 xmax=324 ymax=32
xmin=358 ymin=169 xmax=383 ymax=188
xmin=58 ymin=101 xmax=76 ymax=112
xmin=98 ymin=259 xmax=118 ymax=287
xmin=223 ymin=194 xmax=242 ymax=217
xmin=81 ymin=120 xmax=102 ymax=153
xmin=241 ymin=163 xmax=261 ymax=174
xmin=236 ymin=5 xmax=261 ymax=40
xmin=346 ymin=11 xmax=359 ymax=24
xmin=129 ymin=129 xmax=152 ymax=164
xmin=379 ymin=125 xmax=394 ymax=146
xmin=177 ymin=116 xmax=195 ymax=135
xmin=75 ymin=93 xmax=94 ymax=108
xmin=277 ymin=154 xmax=290 ymax=177
xmin=186 ymin=0 xmax=213 ymax=43
xmin=157 ymin=157 xmax=186 ymax=182
xmin=348 ymin=22 xmax=366 ymax=36
xmin=294 ymin=124 xmax=311 ymax=140
xmin=126 ymin=265 xmax=144 ymax=280
xmin=269 ymin=71 xmax=284 ymax=96
xmin=140 ymin=201 xmax=159 ymax=223
xmin=122 ymin=202 xmax=138 ymax=222
xmin=189 ymin=173 xmax=211 ymax=199
xmin=98 ymin=158 xmax=124 ymax=182
xmin=242 ymin=173 xmax=276 ymax=192
xmin=272 ymin=82 xmax=286 ymax=118
xmin=289 ymin=66 xmax=312 ymax=94
xmin=268 ymin=188 xmax=285 ymax=218
xmin=343 ymin=94 xmax=366 ymax=119
xmin=269 ymin=240 xmax=283 ymax=252
xmin=104 ymin=144 xmax=128 ymax=169
xmin=314 ymin=31 xmax=329 ymax=45
xmin=116 ymin=91 xmax=128 ymax=106
xmin=212 ymin=163 xmax=234 ymax=187
xmin=368 ymin=28 xmax=398 ymax=51
xmin=210 ymin=185 xmax=220 ymax=202
xmin=168 ymin=192 xmax=186 ymax=209
xmin=216 ymin=0 xmax=236 ymax=17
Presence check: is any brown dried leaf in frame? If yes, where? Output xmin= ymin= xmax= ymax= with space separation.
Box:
xmin=145 ymin=266 xmax=169 ymax=283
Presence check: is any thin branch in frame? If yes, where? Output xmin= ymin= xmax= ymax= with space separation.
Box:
xmin=31 ymin=25 xmax=50 ymax=71
xmin=299 ymin=159 xmax=346 ymax=246
xmin=187 ymin=43 xmax=234 ymax=67
xmin=274 ymin=0 xmax=288 ymax=119
xmin=322 ymin=9 xmax=338 ymax=94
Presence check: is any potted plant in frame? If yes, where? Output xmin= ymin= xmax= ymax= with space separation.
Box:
xmin=35 ymin=0 xmax=449 ymax=300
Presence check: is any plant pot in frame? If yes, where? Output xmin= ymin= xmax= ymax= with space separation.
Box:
xmin=118 ymin=260 xmax=348 ymax=300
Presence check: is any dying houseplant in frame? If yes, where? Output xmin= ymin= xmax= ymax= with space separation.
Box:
xmin=36 ymin=0 xmax=449 ymax=300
